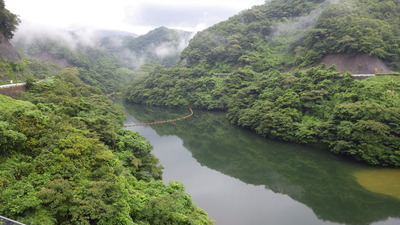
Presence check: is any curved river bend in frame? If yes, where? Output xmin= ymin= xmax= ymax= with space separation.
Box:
xmin=122 ymin=103 xmax=400 ymax=225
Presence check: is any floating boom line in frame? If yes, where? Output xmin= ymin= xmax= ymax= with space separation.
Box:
xmin=124 ymin=108 xmax=193 ymax=127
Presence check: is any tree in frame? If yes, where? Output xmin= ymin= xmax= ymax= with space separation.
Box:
xmin=0 ymin=121 xmax=27 ymax=152
xmin=0 ymin=0 xmax=20 ymax=40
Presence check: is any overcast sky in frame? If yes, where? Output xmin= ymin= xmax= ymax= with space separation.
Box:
xmin=7 ymin=0 xmax=266 ymax=35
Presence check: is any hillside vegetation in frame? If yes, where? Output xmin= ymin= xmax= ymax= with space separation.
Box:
xmin=11 ymin=26 xmax=193 ymax=92
xmin=1 ymin=2 xmax=213 ymax=224
xmin=0 ymin=69 xmax=213 ymax=224
xmin=126 ymin=0 xmax=400 ymax=166
xmin=180 ymin=0 xmax=400 ymax=71
xmin=13 ymin=34 xmax=134 ymax=93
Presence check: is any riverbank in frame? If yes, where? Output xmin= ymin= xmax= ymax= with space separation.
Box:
xmin=122 ymin=102 xmax=400 ymax=225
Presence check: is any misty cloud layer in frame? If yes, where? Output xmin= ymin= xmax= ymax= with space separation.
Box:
xmin=271 ymin=0 xmax=347 ymax=37
xmin=9 ymin=0 xmax=266 ymax=34
xmin=12 ymin=22 xmax=98 ymax=51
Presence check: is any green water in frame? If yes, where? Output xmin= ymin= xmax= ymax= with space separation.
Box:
xmin=122 ymin=103 xmax=400 ymax=225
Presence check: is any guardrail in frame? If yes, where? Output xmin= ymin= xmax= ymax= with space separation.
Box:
xmin=0 ymin=83 xmax=26 ymax=89
xmin=0 ymin=215 xmax=26 ymax=225
xmin=375 ymin=73 xmax=400 ymax=76
xmin=350 ymin=74 xmax=375 ymax=77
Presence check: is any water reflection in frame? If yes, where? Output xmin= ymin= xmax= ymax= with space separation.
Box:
xmin=122 ymin=103 xmax=400 ymax=225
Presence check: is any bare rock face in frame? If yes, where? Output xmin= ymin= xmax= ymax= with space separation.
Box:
xmin=35 ymin=52 xmax=70 ymax=68
xmin=321 ymin=54 xmax=390 ymax=74
xmin=0 ymin=33 xmax=20 ymax=61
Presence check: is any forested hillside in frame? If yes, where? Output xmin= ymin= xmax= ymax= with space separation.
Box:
xmin=126 ymin=0 xmax=400 ymax=166
xmin=0 ymin=69 xmax=213 ymax=224
xmin=1 ymin=2 xmax=214 ymax=224
xmin=100 ymin=27 xmax=193 ymax=69
xmin=12 ymin=26 xmax=193 ymax=92
xmin=12 ymin=33 xmax=134 ymax=93
xmin=180 ymin=0 xmax=400 ymax=71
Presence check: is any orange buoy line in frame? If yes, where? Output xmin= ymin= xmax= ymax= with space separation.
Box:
xmin=124 ymin=108 xmax=194 ymax=127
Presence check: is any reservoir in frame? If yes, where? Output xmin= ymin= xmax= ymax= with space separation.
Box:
xmin=122 ymin=103 xmax=400 ymax=225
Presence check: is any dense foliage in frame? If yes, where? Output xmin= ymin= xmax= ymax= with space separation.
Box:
xmin=0 ymin=57 xmax=30 ymax=84
xmin=127 ymin=64 xmax=400 ymax=166
xmin=0 ymin=69 xmax=213 ymax=224
xmin=127 ymin=66 xmax=224 ymax=109
xmin=227 ymin=67 xmax=400 ymax=166
xmin=126 ymin=0 xmax=400 ymax=166
xmin=0 ymin=0 xmax=20 ymax=40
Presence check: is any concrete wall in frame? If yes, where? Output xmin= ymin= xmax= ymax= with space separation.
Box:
xmin=0 ymin=84 xmax=26 ymax=98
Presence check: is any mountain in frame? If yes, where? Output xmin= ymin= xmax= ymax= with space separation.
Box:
xmin=11 ymin=30 xmax=130 ymax=93
xmin=100 ymin=26 xmax=193 ymax=69
xmin=12 ymin=26 xmax=193 ymax=71
xmin=126 ymin=0 xmax=400 ymax=167
xmin=11 ymin=26 xmax=193 ymax=91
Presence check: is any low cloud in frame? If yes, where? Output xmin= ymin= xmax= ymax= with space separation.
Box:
xmin=124 ymin=3 xmax=243 ymax=32
xmin=152 ymin=32 xmax=193 ymax=58
xmin=12 ymin=21 xmax=98 ymax=50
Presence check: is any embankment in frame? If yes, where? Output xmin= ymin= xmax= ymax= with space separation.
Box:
xmin=0 ymin=83 xmax=26 ymax=98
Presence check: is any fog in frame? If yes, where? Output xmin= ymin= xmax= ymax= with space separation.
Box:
xmin=12 ymin=21 xmax=98 ymax=51
xmin=271 ymin=0 xmax=347 ymax=37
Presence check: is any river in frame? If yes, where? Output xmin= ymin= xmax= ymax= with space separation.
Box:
xmin=121 ymin=103 xmax=400 ymax=225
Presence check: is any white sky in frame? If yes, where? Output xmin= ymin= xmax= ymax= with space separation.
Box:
xmin=7 ymin=0 xmax=266 ymax=35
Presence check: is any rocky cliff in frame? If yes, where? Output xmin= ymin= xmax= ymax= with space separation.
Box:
xmin=321 ymin=54 xmax=390 ymax=74
xmin=0 ymin=33 xmax=20 ymax=61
